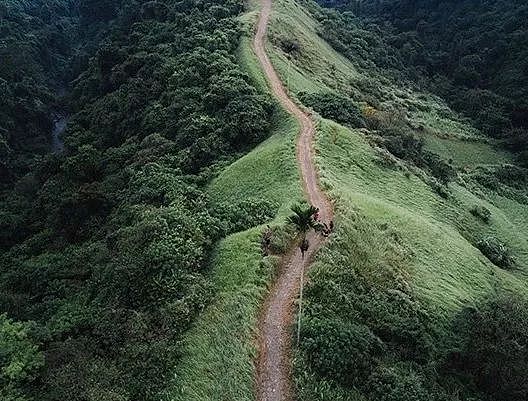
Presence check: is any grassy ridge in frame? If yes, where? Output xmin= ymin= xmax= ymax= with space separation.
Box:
xmin=169 ymin=0 xmax=528 ymax=399
xmin=264 ymin=0 xmax=528 ymax=314
xmin=165 ymin=33 xmax=303 ymax=401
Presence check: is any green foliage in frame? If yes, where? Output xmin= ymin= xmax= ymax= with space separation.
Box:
xmin=470 ymin=205 xmax=491 ymax=224
xmin=0 ymin=0 xmax=275 ymax=399
xmin=215 ymin=198 xmax=278 ymax=234
xmin=447 ymin=294 xmax=528 ymax=401
xmin=470 ymin=165 xmax=528 ymax=203
xmin=298 ymin=92 xmax=365 ymax=128
xmin=367 ymin=367 xmax=429 ymax=401
xmin=370 ymin=111 xmax=455 ymax=186
xmin=476 ymin=236 xmax=515 ymax=269
xmin=314 ymin=0 xmax=528 ymax=156
xmin=302 ymin=318 xmax=383 ymax=386
xmin=280 ymin=1 xmax=528 ymax=400
xmin=360 ymin=0 xmax=528 ymax=145
xmin=0 ymin=314 xmax=44 ymax=401
xmin=279 ymin=37 xmax=301 ymax=55
xmin=295 ymin=210 xmax=438 ymax=399
xmin=0 ymin=0 xmax=103 ymax=185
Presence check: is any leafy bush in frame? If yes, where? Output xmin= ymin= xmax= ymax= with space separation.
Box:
xmin=298 ymin=92 xmax=365 ymax=128
xmin=367 ymin=367 xmax=429 ymax=401
xmin=476 ymin=236 xmax=514 ymax=268
xmin=376 ymin=124 xmax=455 ymax=186
xmin=470 ymin=205 xmax=491 ymax=223
xmin=279 ymin=37 xmax=301 ymax=55
xmin=0 ymin=314 xmax=44 ymax=401
xmin=302 ymin=318 xmax=383 ymax=386
xmin=495 ymin=165 xmax=528 ymax=190
xmin=214 ymin=198 xmax=277 ymax=233
xmin=422 ymin=152 xmax=456 ymax=186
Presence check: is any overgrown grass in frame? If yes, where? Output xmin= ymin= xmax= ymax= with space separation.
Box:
xmin=267 ymin=0 xmax=358 ymax=95
xmin=265 ymin=0 xmax=528 ymax=317
xmin=316 ymin=120 xmax=528 ymax=317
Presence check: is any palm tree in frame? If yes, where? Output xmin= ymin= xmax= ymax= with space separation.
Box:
xmin=287 ymin=203 xmax=320 ymax=241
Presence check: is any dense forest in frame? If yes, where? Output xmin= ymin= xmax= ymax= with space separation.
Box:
xmin=313 ymin=0 xmax=528 ymax=165
xmin=0 ymin=0 xmax=274 ymax=400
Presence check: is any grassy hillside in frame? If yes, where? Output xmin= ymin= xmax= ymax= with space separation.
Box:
xmin=260 ymin=0 xmax=528 ymax=400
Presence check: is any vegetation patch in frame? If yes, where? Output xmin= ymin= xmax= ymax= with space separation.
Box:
xmin=476 ymin=236 xmax=515 ymax=269
xmin=445 ymin=294 xmax=528 ymax=401
xmin=470 ymin=205 xmax=491 ymax=223
xmin=298 ymin=91 xmax=365 ymax=128
xmin=0 ymin=0 xmax=278 ymax=400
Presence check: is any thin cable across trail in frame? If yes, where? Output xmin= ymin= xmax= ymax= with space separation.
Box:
xmin=253 ymin=0 xmax=333 ymax=400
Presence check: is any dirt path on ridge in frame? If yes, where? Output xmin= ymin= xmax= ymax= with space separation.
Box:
xmin=253 ymin=0 xmax=334 ymax=400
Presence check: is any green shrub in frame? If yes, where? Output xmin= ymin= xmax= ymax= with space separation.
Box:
xmin=214 ymin=198 xmax=277 ymax=234
xmin=369 ymin=111 xmax=455 ymax=185
xmin=367 ymin=366 xmax=429 ymax=401
xmin=0 ymin=314 xmax=44 ymax=401
xmin=298 ymin=92 xmax=365 ymax=128
xmin=476 ymin=236 xmax=514 ymax=268
xmin=470 ymin=205 xmax=491 ymax=223
xmin=495 ymin=165 xmax=528 ymax=190
xmin=422 ymin=152 xmax=456 ymax=186
xmin=279 ymin=37 xmax=300 ymax=55
xmin=447 ymin=294 xmax=528 ymax=401
xmin=302 ymin=318 xmax=384 ymax=387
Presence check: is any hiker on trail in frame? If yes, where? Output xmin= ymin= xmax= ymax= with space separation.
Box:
xmin=300 ymin=238 xmax=309 ymax=259
xmin=320 ymin=220 xmax=334 ymax=237
xmin=313 ymin=207 xmax=320 ymax=221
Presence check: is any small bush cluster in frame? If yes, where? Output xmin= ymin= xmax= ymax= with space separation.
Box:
xmin=470 ymin=205 xmax=491 ymax=223
xmin=476 ymin=236 xmax=514 ymax=268
xmin=298 ymin=91 xmax=365 ymax=128
xmin=369 ymin=111 xmax=455 ymax=186
xmin=303 ymin=318 xmax=384 ymax=387
xmin=279 ymin=37 xmax=301 ymax=55
xmin=367 ymin=367 xmax=429 ymax=401
xmin=446 ymin=295 xmax=528 ymax=401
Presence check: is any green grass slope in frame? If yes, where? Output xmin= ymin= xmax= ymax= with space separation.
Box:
xmin=316 ymin=120 xmax=528 ymax=321
xmin=168 ymin=0 xmax=528 ymax=399
xmin=260 ymin=0 xmax=528 ymax=399
xmin=164 ymin=31 xmax=304 ymax=401
xmin=264 ymin=0 xmax=528 ymax=315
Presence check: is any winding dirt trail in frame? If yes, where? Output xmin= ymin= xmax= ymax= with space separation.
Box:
xmin=253 ymin=0 xmax=333 ymax=400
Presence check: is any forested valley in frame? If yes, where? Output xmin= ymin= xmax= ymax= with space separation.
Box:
xmin=0 ymin=1 xmax=274 ymax=400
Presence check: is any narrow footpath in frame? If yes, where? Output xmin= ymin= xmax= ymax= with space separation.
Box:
xmin=253 ymin=0 xmax=333 ymax=400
